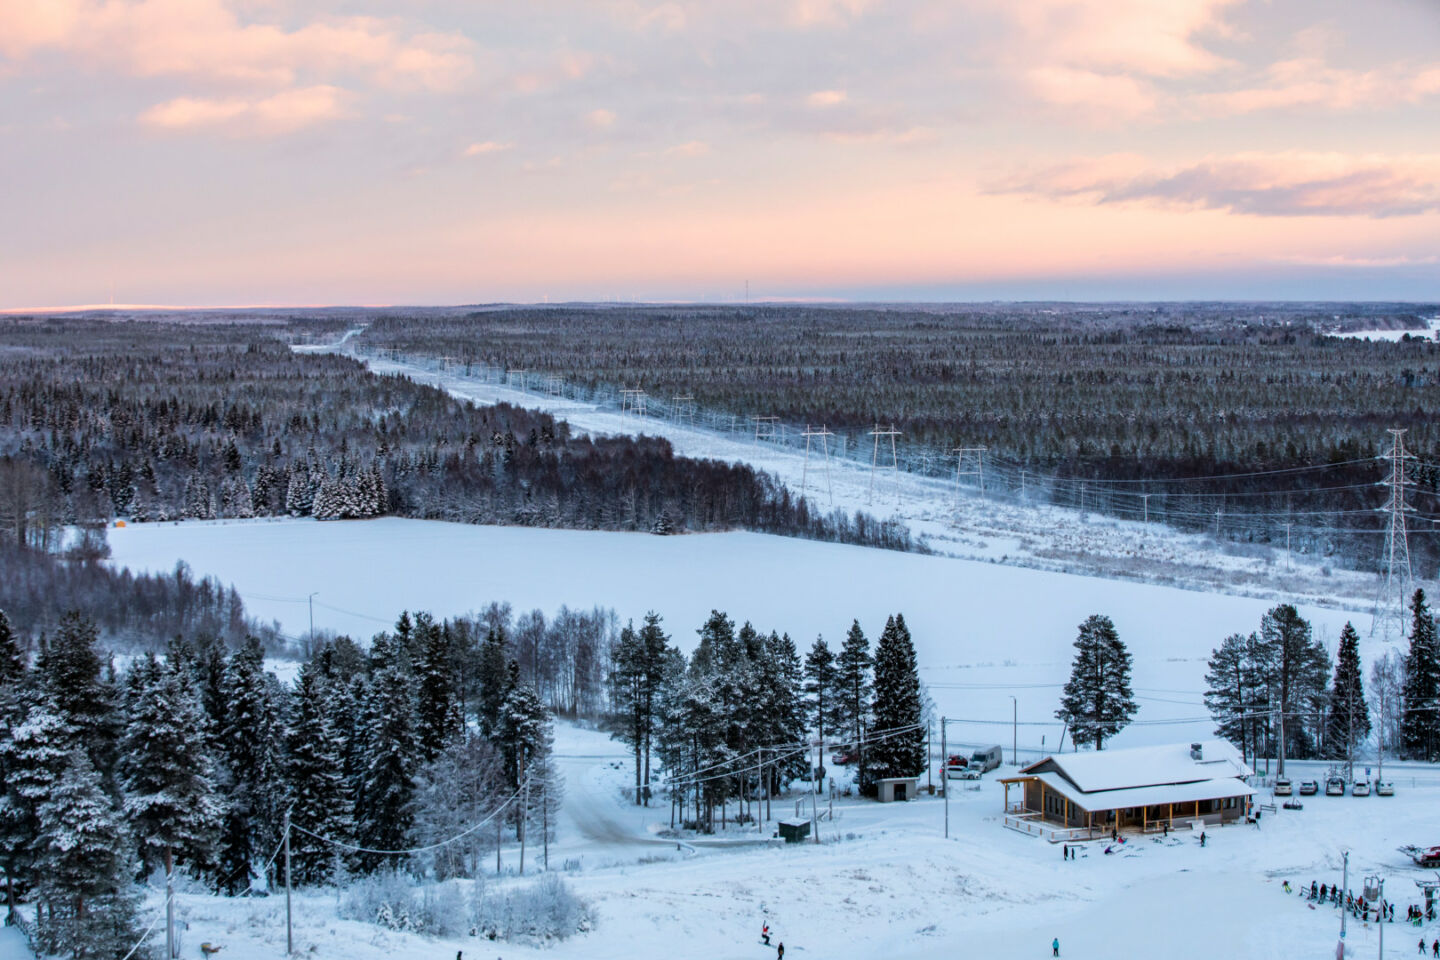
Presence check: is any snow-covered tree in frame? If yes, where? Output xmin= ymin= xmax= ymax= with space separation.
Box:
xmin=866 ymin=614 xmax=924 ymax=789
xmin=217 ymin=637 xmax=285 ymax=894
xmin=1325 ymin=622 xmax=1370 ymax=763
xmin=1256 ymin=603 xmax=1327 ymax=770
xmin=34 ymin=748 xmax=140 ymax=960
xmin=355 ymin=642 xmax=420 ymax=867
xmin=803 ymin=636 xmax=841 ymax=755
xmin=409 ymin=733 xmax=502 ymax=880
xmin=1056 ymin=614 xmax=1137 ymax=752
xmin=1402 ymin=589 xmax=1440 ymax=761
xmin=36 ymin=612 xmax=119 ymax=781
xmin=284 ymin=662 xmax=353 ymax=885
xmin=608 ymin=613 xmax=670 ymax=805
xmin=475 ymin=627 xmax=510 ymax=741
xmin=0 ymin=700 xmax=74 ymax=912
xmin=1204 ymin=632 xmax=1265 ymax=766
xmin=415 ymin=613 xmax=460 ymax=763
xmin=120 ymin=658 xmax=222 ymax=879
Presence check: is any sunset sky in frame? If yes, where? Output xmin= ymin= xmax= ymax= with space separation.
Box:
xmin=2 ymin=0 xmax=1437 ymax=307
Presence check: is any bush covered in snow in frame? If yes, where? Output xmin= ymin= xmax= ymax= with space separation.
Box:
xmin=471 ymin=873 xmax=594 ymax=943
xmin=340 ymin=871 xmax=592 ymax=943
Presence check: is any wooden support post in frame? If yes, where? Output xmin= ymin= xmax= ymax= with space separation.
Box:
xmin=1168 ymin=802 xmax=1173 ymax=828
xmin=1064 ymin=797 xmax=1070 ymax=828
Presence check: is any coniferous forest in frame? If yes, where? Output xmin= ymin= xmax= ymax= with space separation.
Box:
xmin=0 ymin=602 xmax=925 ymax=958
xmin=0 ymin=316 xmax=914 ymax=555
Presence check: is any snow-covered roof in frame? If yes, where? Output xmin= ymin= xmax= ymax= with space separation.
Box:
xmin=1020 ymin=740 xmax=1252 ymax=794
xmin=1027 ymin=770 xmax=1255 ymax=814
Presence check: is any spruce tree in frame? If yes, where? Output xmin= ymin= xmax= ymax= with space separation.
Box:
xmin=763 ymin=632 xmax=810 ymax=791
xmin=36 ymin=612 xmax=118 ymax=777
xmin=1056 ymin=614 xmax=1137 ymax=751
xmin=475 ymin=627 xmax=510 ymax=741
xmin=415 ymin=613 xmax=459 ymax=762
xmin=866 ymin=614 xmax=925 ymax=790
xmin=34 ymin=748 xmax=140 ymax=960
xmin=0 ymin=610 xmax=23 ymax=688
xmin=1325 ymin=622 xmax=1370 ymax=764
xmin=0 ymin=699 xmax=75 ymax=912
xmin=355 ymin=642 xmax=420 ymax=866
xmin=284 ymin=663 xmax=353 ymax=885
xmin=803 ymin=637 xmax=840 ymax=752
xmin=218 ymin=637 xmax=285 ymax=894
xmin=119 ymin=659 xmax=222 ymax=879
xmin=1402 ymin=589 xmax=1440 ymax=761
xmin=836 ymin=620 xmax=872 ymax=751
xmin=1257 ymin=603 xmax=1327 ymax=768
xmin=498 ymin=666 xmax=555 ymax=840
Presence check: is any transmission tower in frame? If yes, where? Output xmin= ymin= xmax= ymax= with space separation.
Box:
xmin=620 ymin=388 xmax=648 ymax=418
xmin=1372 ymin=428 xmax=1416 ymax=641
xmin=801 ymin=425 xmax=834 ymax=506
xmin=507 ymin=368 xmax=528 ymax=392
xmin=952 ymin=446 xmax=986 ymax=507
xmin=545 ymin=375 xmax=564 ymax=398
xmin=749 ymin=416 xmax=779 ymax=445
xmin=868 ymin=425 xmax=902 ymax=506
xmin=671 ymin=394 xmax=696 ymax=427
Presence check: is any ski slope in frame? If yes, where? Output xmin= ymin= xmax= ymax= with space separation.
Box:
xmin=107 ymin=516 xmax=1383 ymax=754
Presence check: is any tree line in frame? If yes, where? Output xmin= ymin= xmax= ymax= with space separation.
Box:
xmin=0 ymin=317 xmax=915 ymax=554
xmin=0 ymin=607 xmax=560 ymax=958
xmin=352 ymin=302 xmax=1440 ymax=571
xmin=607 ymin=611 xmax=925 ymax=831
xmin=1204 ymin=593 xmax=1440 ymax=769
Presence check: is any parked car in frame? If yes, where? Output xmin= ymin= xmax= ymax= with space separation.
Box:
xmin=944 ymin=754 xmax=969 ymax=780
xmin=1274 ymin=777 xmax=1293 ymax=796
xmin=958 ymin=764 xmax=983 ymax=780
xmin=831 ymin=750 xmax=858 ymax=765
xmin=1325 ymin=776 xmax=1347 ymax=796
xmin=969 ymin=745 xmax=1004 ymax=773
xmin=1352 ymin=780 xmax=1371 ymax=797
xmin=1298 ymin=780 xmax=1319 ymax=796
xmin=1376 ymin=781 xmax=1395 ymax=796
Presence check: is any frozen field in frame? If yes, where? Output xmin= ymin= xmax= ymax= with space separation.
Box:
xmin=107 ymin=517 xmax=1381 ymax=754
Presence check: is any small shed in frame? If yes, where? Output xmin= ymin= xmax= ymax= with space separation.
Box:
xmin=778 ymin=818 xmax=811 ymax=843
xmin=877 ymin=776 xmax=920 ymax=803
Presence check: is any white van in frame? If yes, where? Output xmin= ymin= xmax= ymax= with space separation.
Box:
xmin=969 ymin=745 xmax=1003 ymax=773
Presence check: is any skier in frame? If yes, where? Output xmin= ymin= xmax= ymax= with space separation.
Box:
xmin=1419 ymin=937 xmax=1426 ymax=955
xmin=762 ymin=924 xmax=771 ymax=946
xmin=1283 ymin=881 xmax=1292 ymax=894
xmin=1199 ymin=831 xmax=1207 ymax=847
xmin=1053 ymin=936 xmax=1061 ymax=956
xmin=1430 ymin=938 xmax=1436 ymax=957
xmin=777 ymin=942 xmax=785 ymax=960
xmin=1062 ymin=843 xmax=1067 ymax=860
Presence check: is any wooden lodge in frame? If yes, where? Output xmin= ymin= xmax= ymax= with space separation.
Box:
xmin=998 ymin=740 xmax=1254 ymax=842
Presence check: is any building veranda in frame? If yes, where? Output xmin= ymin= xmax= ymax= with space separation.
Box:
xmin=999 ymin=740 xmax=1255 ymax=842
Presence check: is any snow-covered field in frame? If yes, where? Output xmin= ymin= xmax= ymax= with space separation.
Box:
xmin=1331 ymin=316 xmax=1440 ymax=342
xmin=149 ymin=718 xmax=1440 ymax=960
xmin=108 ymin=516 xmax=1385 ymax=754
xmin=344 ymin=345 xmax=1409 ymax=612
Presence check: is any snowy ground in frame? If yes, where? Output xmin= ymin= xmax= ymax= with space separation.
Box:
xmin=1330 ymin=316 xmax=1440 ymax=342
xmin=142 ymin=718 xmax=1440 ymax=960
xmin=340 ymin=344 xmax=1416 ymax=613
xmin=108 ymin=516 xmax=1388 ymax=754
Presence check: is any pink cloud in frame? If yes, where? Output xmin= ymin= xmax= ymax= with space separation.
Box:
xmin=807 ymin=89 xmax=848 ymax=107
xmin=1024 ymin=66 xmax=1158 ymax=120
xmin=1002 ymin=0 xmax=1240 ymax=77
xmin=586 ymin=108 xmax=617 ymax=129
xmin=140 ymin=85 xmax=347 ymax=136
xmin=990 ymin=152 xmax=1440 ymax=218
xmin=1200 ymin=58 xmax=1440 ymax=115
xmin=1 ymin=0 xmax=472 ymax=91
xmin=464 ymin=140 xmax=515 ymax=156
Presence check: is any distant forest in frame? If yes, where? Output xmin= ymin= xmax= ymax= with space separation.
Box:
xmin=354 ymin=303 xmax=1440 ymax=571
xmin=0 ymin=317 xmax=914 ymax=556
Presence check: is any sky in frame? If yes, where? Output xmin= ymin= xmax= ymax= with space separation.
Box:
xmin=1 ymin=0 xmax=1438 ymax=307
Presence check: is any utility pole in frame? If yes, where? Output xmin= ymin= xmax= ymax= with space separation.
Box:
xmin=926 ymin=720 xmax=933 ymax=794
xmin=542 ymin=776 xmax=549 ymax=871
xmin=1011 ymin=697 xmax=1018 ymax=766
xmin=1284 ymin=522 xmax=1293 ymax=571
xmin=1374 ymin=428 xmax=1416 ymax=641
xmin=1340 ymin=850 xmax=1349 ymax=942
xmin=952 ymin=446 xmax=986 ymax=506
xmin=1141 ymin=493 xmax=1150 ymax=524
xmin=307 ymin=592 xmax=318 ymax=646
xmin=284 ymin=812 xmax=293 ymax=955
xmin=165 ymin=851 xmax=175 ymax=960
xmin=811 ymin=737 xmax=821 ymax=845
xmin=519 ymin=748 xmax=528 ymax=875
xmin=941 ymin=718 xmax=949 ymax=839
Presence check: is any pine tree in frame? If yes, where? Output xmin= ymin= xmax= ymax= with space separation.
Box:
xmin=355 ymin=643 xmax=420 ymax=866
xmin=866 ymin=614 xmax=924 ymax=789
xmin=119 ymin=658 xmax=222 ymax=879
xmin=1257 ymin=603 xmax=1327 ymax=769
xmin=34 ymin=748 xmax=140 ymax=960
xmin=217 ymin=637 xmax=285 ymax=894
xmin=0 ymin=611 xmax=23 ymax=688
xmin=1204 ymin=632 xmax=1264 ymax=765
xmin=497 ymin=666 xmax=555 ymax=841
xmin=1402 ymin=589 xmax=1440 ymax=761
xmin=761 ymin=631 xmax=809 ymax=792
xmin=836 ymin=620 xmax=872 ymax=750
xmin=803 ymin=637 xmax=840 ymax=753
xmin=475 ymin=626 xmax=510 ymax=741
xmin=1056 ymin=614 xmax=1137 ymax=751
xmin=36 ymin=612 xmax=119 ymax=783
xmin=284 ymin=662 xmax=353 ymax=885
xmin=415 ymin=613 xmax=460 ymax=763
xmin=1325 ymin=622 xmax=1371 ymax=763
xmin=0 ymin=699 xmax=75 ymax=913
